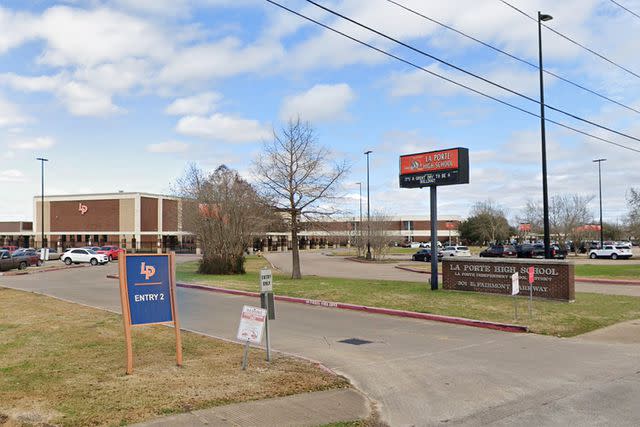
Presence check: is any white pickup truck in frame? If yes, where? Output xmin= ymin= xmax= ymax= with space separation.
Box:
xmin=589 ymin=245 xmax=633 ymax=260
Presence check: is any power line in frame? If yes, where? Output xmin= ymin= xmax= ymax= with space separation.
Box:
xmin=498 ymin=0 xmax=640 ymax=80
xmin=264 ymin=0 xmax=640 ymax=154
xmin=609 ymin=0 xmax=640 ymax=20
xmin=304 ymin=0 xmax=640 ymax=145
xmin=385 ymin=0 xmax=640 ymax=115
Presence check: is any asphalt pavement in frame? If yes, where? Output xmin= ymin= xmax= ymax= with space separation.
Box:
xmin=2 ymin=263 xmax=640 ymax=426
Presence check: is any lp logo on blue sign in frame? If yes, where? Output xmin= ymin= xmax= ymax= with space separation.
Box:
xmin=125 ymin=255 xmax=173 ymax=325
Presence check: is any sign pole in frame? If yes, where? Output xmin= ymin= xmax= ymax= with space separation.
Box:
xmin=511 ymin=272 xmax=519 ymax=322
xmin=528 ymin=266 xmax=534 ymax=320
xmin=265 ymin=315 xmax=271 ymax=362
xmin=118 ymin=251 xmax=134 ymax=375
xmin=430 ymin=186 xmax=438 ymax=290
xmin=242 ymin=340 xmax=250 ymax=370
xmin=169 ymin=252 xmax=183 ymax=367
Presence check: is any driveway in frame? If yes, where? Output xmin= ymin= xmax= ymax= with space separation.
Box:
xmin=2 ymin=266 xmax=640 ymax=426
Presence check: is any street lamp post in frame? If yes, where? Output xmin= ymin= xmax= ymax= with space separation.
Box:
xmin=36 ymin=157 xmax=49 ymax=249
xmin=355 ymin=182 xmax=363 ymax=255
xmin=593 ymin=159 xmax=606 ymax=248
xmin=538 ymin=11 xmax=553 ymax=259
xmin=364 ymin=151 xmax=372 ymax=260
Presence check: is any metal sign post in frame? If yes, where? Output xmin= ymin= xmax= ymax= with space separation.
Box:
xmin=118 ymin=252 xmax=182 ymax=375
xmin=260 ymin=269 xmax=275 ymax=361
xmin=528 ymin=266 xmax=535 ymax=320
xmin=430 ymin=187 xmax=438 ymax=290
xmin=511 ymin=272 xmax=520 ymax=321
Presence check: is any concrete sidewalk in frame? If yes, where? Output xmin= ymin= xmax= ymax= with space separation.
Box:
xmin=130 ymin=388 xmax=370 ymax=427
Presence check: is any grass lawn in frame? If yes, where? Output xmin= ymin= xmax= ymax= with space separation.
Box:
xmin=176 ymin=257 xmax=640 ymax=338
xmin=575 ymin=264 xmax=640 ymax=280
xmin=0 ymin=287 xmax=347 ymax=427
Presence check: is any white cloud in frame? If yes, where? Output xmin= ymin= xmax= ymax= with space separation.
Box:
xmin=57 ymin=82 xmax=122 ymax=116
xmin=9 ymin=137 xmax=56 ymax=150
xmin=0 ymin=96 xmax=29 ymax=127
xmin=280 ymin=83 xmax=355 ymax=122
xmin=176 ymin=113 xmax=270 ymax=143
xmin=36 ymin=6 xmax=171 ymax=67
xmin=146 ymin=140 xmax=190 ymax=153
xmin=158 ymin=37 xmax=284 ymax=84
xmin=165 ymin=92 xmax=221 ymax=116
xmin=0 ymin=169 xmax=25 ymax=182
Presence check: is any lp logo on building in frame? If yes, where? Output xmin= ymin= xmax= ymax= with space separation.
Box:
xmin=78 ymin=203 xmax=88 ymax=215
xmin=140 ymin=262 xmax=156 ymax=280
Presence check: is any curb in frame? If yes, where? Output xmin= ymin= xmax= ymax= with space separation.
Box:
xmin=176 ymin=282 xmax=528 ymax=333
xmin=394 ymin=265 xmax=442 ymax=275
xmin=575 ymin=277 xmax=640 ymax=286
xmin=0 ymin=264 xmax=86 ymax=276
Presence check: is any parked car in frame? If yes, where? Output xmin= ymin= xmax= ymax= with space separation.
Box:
xmin=412 ymin=248 xmax=443 ymax=262
xmin=61 ymin=248 xmax=109 ymax=266
xmin=479 ymin=245 xmax=517 ymax=258
xmin=97 ymin=246 xmax=122 ymax=261
xmin=12 ymin=247 xmax=36 ymax=257
xmin=440 ymin=245 xmax=471 ymax=257
xmin=36 ymin=248 xmax=61 ymax=261
xmin=83 ymin=246 xmax=103 ymax=252
xmin=616 ymin=241 xmax=633 ymax=249
xmin=0 ymin=249 xmax=40 ymax=270
xmin=517 ymin=244 xmax=567 ymax=259
xmin=420 ymin=241 xmax=443 ymax=249
xmin=0 ymin=250 xmax=29 ymax=271
xmin=0 ymin=245 xmax=18 ymax=254
xmin=589 ymin=245 xmax=633 ymax=260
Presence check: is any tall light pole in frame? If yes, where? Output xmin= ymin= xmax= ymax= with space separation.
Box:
xmin=36 ymin=157 xmax=49 ymax=249
xmin=538 ymin=11 xmax=553 ymax=259
xmin=364 ymin=150 xmax=372 ymax=260
xmin=355 ymin=182 xmax=363 ymax=250
xmin=593 ymin=158 xmax=606 ymax=248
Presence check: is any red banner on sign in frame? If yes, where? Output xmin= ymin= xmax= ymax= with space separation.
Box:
xmin=519 ymin=223 xmax=532 ymax=232
xmin=400 ymin=149 xmax=459 ymax=175
xmin=528 ymin=266 xmax=534 ymax=284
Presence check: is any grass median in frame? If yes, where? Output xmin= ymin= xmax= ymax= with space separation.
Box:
xmin=176 ymin=257 xmax=640 ymax=337
xmin=0 ymin=287 xmax=348 ymax=427
xmin=574 ymin=264 xmax=640 ymax=280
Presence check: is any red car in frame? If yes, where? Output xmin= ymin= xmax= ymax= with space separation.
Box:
xmin=1 ymin=246 xmax=18 ymax=254
xmin=97 ymin=246 xmax=123 ymax=261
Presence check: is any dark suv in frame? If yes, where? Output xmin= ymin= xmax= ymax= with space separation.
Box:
xmin=517 ymin=243 xmax=567 ymax=259
xmin=479 ymin=245 xmax=517 ymax=258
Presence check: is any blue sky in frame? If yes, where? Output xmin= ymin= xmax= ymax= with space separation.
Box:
xmin=1 ymin=0 xmax=639 ymax=224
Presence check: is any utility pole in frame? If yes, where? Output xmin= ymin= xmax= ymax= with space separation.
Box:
xmin=538 ymin=11 xmax=553 ymax=259
xmin=593 ymin=159 xmax=606 ymax=248
xmin=364 ymin=151 xmax=372 ymax=260
xmin=36 ymin=157 xmax=49 ymax=249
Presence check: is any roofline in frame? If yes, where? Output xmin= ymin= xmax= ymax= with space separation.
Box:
xmin=32 ymin=192 xmax=179 ymax=200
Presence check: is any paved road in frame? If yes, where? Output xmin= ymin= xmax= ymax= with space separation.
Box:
xmin=2 ymin=265 xmax=640 ymax=426
xmin=266 ymin=252 xmax=640 ymax=297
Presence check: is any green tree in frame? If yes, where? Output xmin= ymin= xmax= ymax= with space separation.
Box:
xmin=460 ymin=201 xmax=511 ymax=245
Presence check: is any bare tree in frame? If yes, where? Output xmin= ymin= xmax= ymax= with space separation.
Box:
xmin=549 ymin=194 xmax=594 ymax=251
xmin=368 ymin=210 xmax=395 ymax=260
xmin=253 ymin=118 xmax=349 ymax=279
xmin=174 ymin=164 xmax=274 ymax=274
xmin=626 ymin=188 xmax=640 ymax=240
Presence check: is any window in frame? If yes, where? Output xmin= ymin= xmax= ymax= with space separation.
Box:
xmin=403 ymin=220 xmax=414 ymax=231
xmin=71 ymin=249 xmax=84 ymax=254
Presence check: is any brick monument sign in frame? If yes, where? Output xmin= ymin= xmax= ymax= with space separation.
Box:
xmin=442 ymin=258 xmax=575 ymax=301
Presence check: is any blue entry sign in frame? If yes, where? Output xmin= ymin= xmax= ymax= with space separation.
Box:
xmin=125 ymin=255 xmax=173 ymax=325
